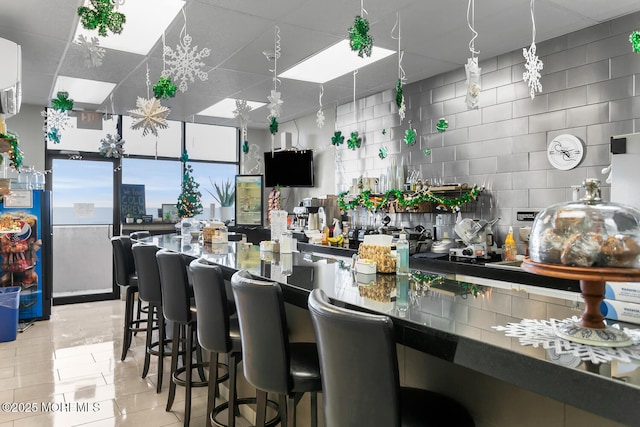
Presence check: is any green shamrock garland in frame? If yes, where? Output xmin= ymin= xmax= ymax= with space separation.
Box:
xmin=153 ymin=76 xmax=177 ymax=100
xmin=404 ymin=127 xmax=416 ymax=145
xmin=347 ymin=131 xmax=361 ymax=150
xmin=348 ymin=16 xmax=373 ymax=58
xmin=51 ymin=92 xmax=74 ymax=112
xmin=77 ymin=0 xmax=126 ymax=37
xmin=396 ymin=79 xmax=403 ymax=109
xmin=0 ymin=131 xmax=23 ymax=171
xmin=411 ymin=272 xmax=479 ymax=297
xmin=631 ymin=31 xmax=640 ymax=53
xmin=337 ymin=185 xmax=481 ymax=213
xmin=331 ymin=131 xmax=344 ymax=146
xmin=269 ymin=117 xmax=279 ymax=135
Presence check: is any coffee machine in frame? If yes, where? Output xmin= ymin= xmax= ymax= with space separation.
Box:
xmin=301 ymin=197 xmax=320 ymax=230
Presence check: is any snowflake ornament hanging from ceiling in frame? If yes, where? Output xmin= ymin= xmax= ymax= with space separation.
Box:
xmin=267 ymin=89 xmax=283 ymax=121
xmin=233 ymin=99 xmax=252 ymax=145
xmin=465 ymin=57 xmax=481 ymax=109
xmin=99 ymin=133 xmax=125 ymax=158
xmin=128 ymin=97 xmax=170 ymax=137
xmin=316 ymin=85 xmax=325 ymax=128
xmin=161 ymin=33 xmax=210 ymax=93
xmin=42 ymin=109 xmax=72 ymax=144
xmin=75 ymin=35 xmax=105 ymax=68
xmin=523 ymin=0 xmax=543 ymax=99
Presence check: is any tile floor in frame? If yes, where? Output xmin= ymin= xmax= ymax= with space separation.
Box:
xmin=0 ymin=299 xmax=252 ymax=427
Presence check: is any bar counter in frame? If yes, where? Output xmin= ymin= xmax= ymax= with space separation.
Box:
xmin=140 ymin=233 xmax=640 ymax=425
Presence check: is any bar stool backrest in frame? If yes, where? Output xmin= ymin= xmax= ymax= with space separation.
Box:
xmin=230 ymin=269 xmax=290 ymax=393
xmin=156 ymin=249 xmax=192 ymax=324
xmin=308 ymin=289 xmax=401 ymax=427
xmin=132 ymin=243 xmax=161 ymax=304
xmin=112 ymin=236 xmax=135 ymax=286
xmin=189 ymin=258 xmax=232 ymax=354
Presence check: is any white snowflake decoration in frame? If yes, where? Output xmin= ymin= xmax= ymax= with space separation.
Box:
xmin=75 ymin=35 xmax=105 ymax=68
xmin=99 ymin=133 xmax=125 ymax=158
xmin=523 ymin=42 xmax=543 ymax=99
xmin=465 ymin=57 xmax=481 ymax=109
xmin=161 ymin=33 xmax=210 ymax=93
xmin=128 ymin=97 xmax=170 ymax=137
xmin=267 ymin=90 xmax=283 ymax=119
xmin=233 ymin=99 xmax=252 ymax=131
xmin=42 ymin=109 xmax=72 ymax=144
xmin=493 ymin=317 xmax=640 ymax=365
xmin=398 ymin=98 xmax=406 ymax=123
xmin=316 ymin=109 xmax=325 ymax=128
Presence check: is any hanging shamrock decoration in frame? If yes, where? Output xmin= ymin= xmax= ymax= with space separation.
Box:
xmin=381 ymin=129 xmax=387 ymax=135
xmin=378 ymin=146 xmax=388 ymax=160
xmin=396 ymin=79 xmax=406 ymax=121
xmin=77 ymin=0 xmax=126 ymax=37
xmin=47 ymin=128 xmax=61 ymax=144
xmin=99 ymin=133 xmax=125 ymax=158
xmin=404 ymin=123 xmax=417 ymax=145
xmin=42 ymin=109 xmax=72 ymax=144
xmin=0 ymin=131 xmax=23 ymax=171
xmin=630 ymin=31 xmax=640 ymax=53
xmin=423 ymin=148 xmax=431 ymax=156
xmin=269 ymin=117 xmax=279 ymax=135
xmin=242 ymin=140 xmax=249 ymax=154
xmin=180 ymin=150 xmax=189 ymax=163
xmin=436 ymin=118 xmax=449 ymax=133
xmin=349 ymin=15 xmax=373 ymax=58
xmin=153 ymin=76 xmax=177 ymax=100
xmin=347 ymin=131 xmax=362 ymax=150
xmin=52 ymin=92 xmax=74 ymax=112
xmin=331 ymin=131 xmax=345 ymax=146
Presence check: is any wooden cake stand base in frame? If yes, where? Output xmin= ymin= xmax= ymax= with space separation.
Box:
xmin=522 ymin=259 xmax=640 ymax=347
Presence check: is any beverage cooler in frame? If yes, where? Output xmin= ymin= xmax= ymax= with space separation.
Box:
xmin=0 ymin=190 xmax=52 ymax=324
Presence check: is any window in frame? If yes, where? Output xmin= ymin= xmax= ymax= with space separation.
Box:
xmin=190 ymin=161 xmax=238 ymax=220
xmin=122 ymin=117 xmax=182 ymax=157
xmin=185 ymin=123 xmax=237 ymax=162
xmin=121 ymin=158 xmax=181 ymax=218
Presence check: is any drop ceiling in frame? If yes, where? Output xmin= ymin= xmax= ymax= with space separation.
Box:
xmin=1 ymin=0 xmax=639 ymax=129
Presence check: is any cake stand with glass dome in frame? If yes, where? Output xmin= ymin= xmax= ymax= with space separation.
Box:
xmin=522 ymin=179 xmax=640 ymax=348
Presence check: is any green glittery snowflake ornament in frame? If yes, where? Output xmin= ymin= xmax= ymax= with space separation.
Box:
xmin=331 ymin=131 xmax=344 ymax=146
xmin=242 ymin=140 xmax=249 ymax=154
xmin=51 ymin=92 xmax=74 ymax=112
xmin=347 ymin=131 xmax=362 ymax=150
xmin=269 ymin=117 xmax=278 ymax=135
xmin=404 ymin=125 xmax=417 ymax=145
xmin=180 ymin=150 xmax=189 ymax=163
xmin=153 ymin=76 xmax=177 ymax=100
xmin=348 ymin=16 xmax=373 ymax=58
xmin=631 ymin=31 xmax=640 ymax=53
xmin=77 ymin=0 xmax=126 ymax=37
xmin=378 ymin=146 xmax=388 ymax=160
xmin=436 ymin=118 xmax=449 ymax=133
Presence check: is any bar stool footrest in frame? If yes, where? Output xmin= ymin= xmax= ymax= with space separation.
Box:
xmin=172 ymin=362 xmax=209 ymax=388
xmin=210 ymin=397 xmax=280 ymax=427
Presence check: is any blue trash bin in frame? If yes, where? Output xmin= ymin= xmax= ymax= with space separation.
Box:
xmin=0 ymin=286 xmax=21 ymax=342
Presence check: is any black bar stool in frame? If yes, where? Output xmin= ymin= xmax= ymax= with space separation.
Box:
xmin=156 ymin=249 xmax=209 ymax=427
xmin=231 ymin=270 xmax=321 ymax=427
xmin=132 ymin=242 xmax=170 ymax=393
xmin=189 ymin=258 xmax=278 ymax=427
xmin=308 ymin=289 xmax=476 ymax=427
xmin=111 ymin=236 xmax=146 ymax=361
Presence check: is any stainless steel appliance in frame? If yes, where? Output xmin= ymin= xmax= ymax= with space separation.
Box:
xmin=449 ymin=218 xmax=499 ymax=261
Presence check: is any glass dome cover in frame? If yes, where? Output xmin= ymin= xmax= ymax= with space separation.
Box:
xmin=529 ymin=179 xmax=640 ymax=268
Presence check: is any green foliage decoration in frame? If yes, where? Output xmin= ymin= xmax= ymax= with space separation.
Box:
xmin=631 ymin=31 xmax=640 ymax=53
xmin=51 ymin=92 xmax=74 ymax=112
xmin=207 ymin=178 xmax=236 ymax=207
xmin=153 ymin=76 xmax=177 ymax=99
xmin=348 ymin=16 xmax=373 ymax=57
xmin=269 ymin=117 xmax=278 ymax=135
xmin=347 ymin=131 xmax=361 ymax=150
xmin=0 ymin=131 xmax=23 ymax=171
xmin=331 ymin=131 xmax=344 ymax=146
xmin=77 ymin=0 xmax=126 ymax=37
xmin=395 ymin=79 xmax=403 ymax=109
xmin=177 ymin=164 xmax=203 ymax=218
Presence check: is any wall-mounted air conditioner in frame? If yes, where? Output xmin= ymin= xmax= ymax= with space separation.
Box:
xmin=0 ymin=37 xmax=22 ymax=118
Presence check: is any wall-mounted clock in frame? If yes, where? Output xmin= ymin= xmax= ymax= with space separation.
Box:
xmin=547 ymin=134 xmax=585 ymax=170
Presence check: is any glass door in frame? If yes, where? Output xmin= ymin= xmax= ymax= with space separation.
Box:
xmin=50 ymin=156 xmax=119 ymax=303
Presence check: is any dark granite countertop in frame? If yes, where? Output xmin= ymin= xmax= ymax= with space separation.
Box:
xmin=141 ymin=233 xmax=640 ymax=425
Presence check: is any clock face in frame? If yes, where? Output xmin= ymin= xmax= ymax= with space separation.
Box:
xmin=547 ymin=134 xmax=584 ymax=170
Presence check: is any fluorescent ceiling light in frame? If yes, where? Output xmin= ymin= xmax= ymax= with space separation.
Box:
xmin=280 ymin=40 xmax=395 ymax=84
xmin=74 ymin=0 xmax=185 ymax=55
xmin=53 ymin=76 xmax=116 ymax=105
xmin=198 ymin=98 xmax=266 ymax=119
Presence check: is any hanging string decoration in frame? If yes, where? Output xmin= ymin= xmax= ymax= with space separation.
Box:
xmin=630 ymin=31 xmax=640 ymax=53
xmin=177 ymin=161 xmax=203 ymax=219
xmin=99 ymin=133 xmax=125 ymax=158
xmin=0 ymin=131 xmax=23 ymax=171
xmin=436 ymin=118 xmax=448 ymax=133
xmin=75 ymin=35 xmax=105 ymax=68
xmin=52 ymin=92 xmax=74 ymax=112
xmin=347 ymin=131 xmax=361 ymax=150
xmin=267 ymin=89 xmax=283 ymax=122
xmin=77 ymin=0 xmax=126 ymax=37
xmin=349 ymin=15 xmax=373 ymax=58
xmin=378 ymin=146 xmax=388 ymax=160
xmin=465 ymin=0 xmax=481 ymax=109
xmin=523 ymin=0 xmax=543 ymax=99
xmin=267 ymin=26 xmax=283 ymax=150
xmin=233 ymin=98 xmax=252 ymax=148
xmin=332 ymin=131 xmax=345 ymax=146
xmin=269 ymin=117 xmax=279 ymax=135
xmin=161 ymin=10 xmax=211 ymax=93
xmin=404 ymin=122 xmax=417 ymax=145
xmin=338 ymin=185 xmax=481 ymax=212
xmin=245 ymin=143 xmax=262 ymax=174
xmin=316 ymin=85 xmax=325 ymax=128
xmin=42 ymin=109 xmax=72 ymax=144
xmin=392 ymin=12 xmax=407 ymax=122
xmin=128 ymin=97 xmax=170 ymax=137
xmin=153 ymin=76 xmax=177 ymax=99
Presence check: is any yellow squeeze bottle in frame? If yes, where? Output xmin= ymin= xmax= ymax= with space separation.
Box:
xmin=504 ymin=226 xmax=517 ymax=261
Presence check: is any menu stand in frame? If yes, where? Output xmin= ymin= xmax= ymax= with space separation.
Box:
xmin=522 ymin=258 xmax=640 ymax=347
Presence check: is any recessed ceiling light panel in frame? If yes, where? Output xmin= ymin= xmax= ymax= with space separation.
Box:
xmin=198 ymin=98 xmax=266 ymax=118
xmin=53 ymin=76 xmax=116 ymax=105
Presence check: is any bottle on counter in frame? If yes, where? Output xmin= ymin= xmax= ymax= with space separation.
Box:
xmin=503 ymin=226 xmax=517 ymax=261
xmin=321 ymin=225 xmax=329 ymax=246
xmin=396 ymin=232 xmax=409 ymax=275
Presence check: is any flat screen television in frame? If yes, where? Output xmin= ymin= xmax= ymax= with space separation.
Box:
xmin=264 ymin=150 xmax=314 ymax=187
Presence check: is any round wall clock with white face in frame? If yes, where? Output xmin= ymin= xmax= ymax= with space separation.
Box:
xmin=547 ymin=134 xmax=585 ymax=170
